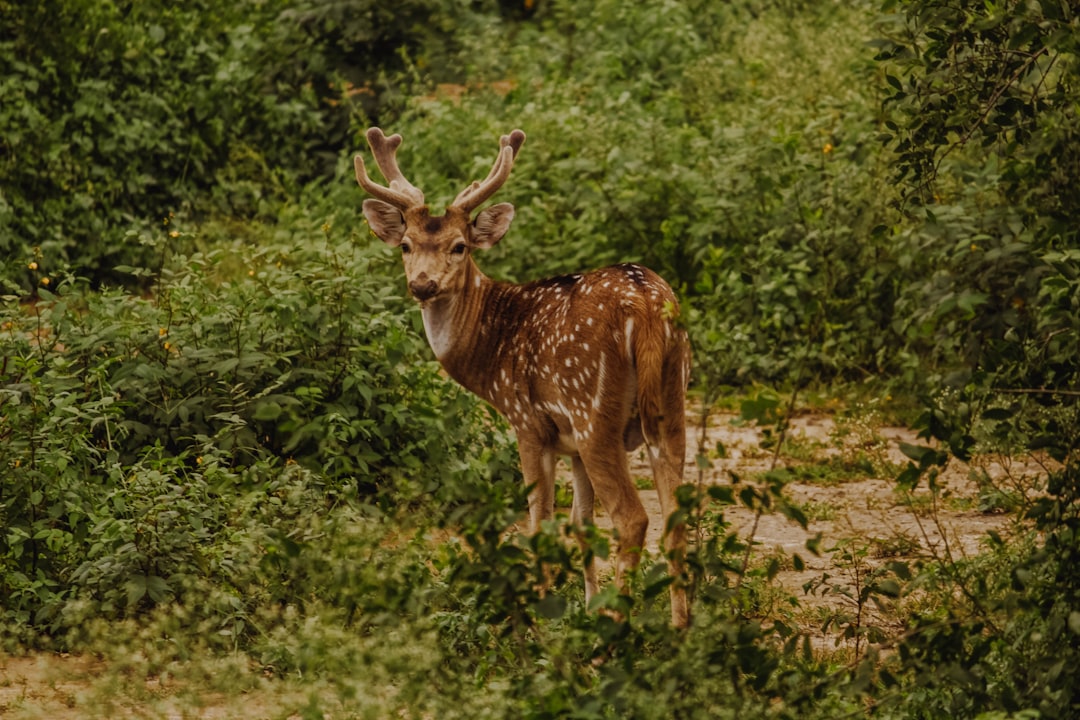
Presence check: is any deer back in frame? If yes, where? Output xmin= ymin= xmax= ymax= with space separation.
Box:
xmin=439 ymin=263 xmax=688 ymax=456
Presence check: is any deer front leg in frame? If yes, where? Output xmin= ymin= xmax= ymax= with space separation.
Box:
xmin=518 ymin=438 xmax=560 ymax=600
xmin=570 ymin=455 xmax=600 ymax=607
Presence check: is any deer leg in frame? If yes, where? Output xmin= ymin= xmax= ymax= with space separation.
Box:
xmin=644 ymin=366 xmax=691 ymax=628
xmin=647 ymin=445 xmax=689 ymax=628
xmin=518 ymin=438 xmax=562 ymax=598
xmin=578 ymin=441 xmax=648 ymax=598
xmin=569 ymin=455 xmax=599 ymax=607
xmin=518 ymin=438 xmax=557 ymax=534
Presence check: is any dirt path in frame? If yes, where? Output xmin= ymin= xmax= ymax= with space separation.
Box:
xmin=587 ymin=409 xmax=1017 ymax=620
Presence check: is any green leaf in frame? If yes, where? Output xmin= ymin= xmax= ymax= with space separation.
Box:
xmin=740 ymin=390 xmax=781 ymax=425
xmin=534 ymin=594 xmax=567 ymax=620
xmin=252 ymin=400 xmax=282 ymax=421
xmin=897 ymin=464 xmax=923 ymax=489
xmin=899 ymin=442 xmax=936 ymax=464
xmin=874 ymin=579 xmax=901 ymax=597
xmin=780 ymin=501 xmax=808 ymax=529
xmin=708 ymin=485 xmax=735 ymax=504
xmin=981 ymin=407 xmax=1015 ymax=421
xmin=126 ymin=576 xmax=147 ymax=606
xmin=145 ymin=575 xmax=172 ymax=603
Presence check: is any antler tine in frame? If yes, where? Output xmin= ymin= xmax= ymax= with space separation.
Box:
xmin=451 ymin=129 xmax=526 ymax=213
xmin=503 ymin=129 xmax=526 ymax=158
xmin=353 ymin=127 xmax=425 ymax=209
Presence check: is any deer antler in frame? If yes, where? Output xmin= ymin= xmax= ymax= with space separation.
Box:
xmin=354 ymin=127 xmax=426 ymax=209
xmin=451 ymin=129 xmax=526 ymax=213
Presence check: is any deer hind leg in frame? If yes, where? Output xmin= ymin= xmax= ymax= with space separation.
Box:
xmin=578 ymin=439 xmax=648 ymax=599
xmin=643 ymin=349 xmax=691 ymax=628
xmin=569 ymin=455 xmax=600 ymax=607
xmin=645 ymin=430 xmax=689 ymax=627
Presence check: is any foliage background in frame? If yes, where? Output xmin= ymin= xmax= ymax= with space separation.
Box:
xmin=1 ymin=0 xmax=1078 ymax=717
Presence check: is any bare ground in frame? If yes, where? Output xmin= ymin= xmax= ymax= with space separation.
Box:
xmin=594 ymin=409 xmax=1021 ymax=627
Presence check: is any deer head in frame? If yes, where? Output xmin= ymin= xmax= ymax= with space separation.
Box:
xmin=355 ymin=127 xmax=526 ymax=303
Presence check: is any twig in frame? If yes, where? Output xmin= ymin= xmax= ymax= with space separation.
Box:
xmin=735 ymin=387 xmax=800 ymax=588
xmin=932 ymin=47 xmax=1050 ymax=177
xmin=906 ymin=468 xmax=1000 ymax=634
xmin=993 ymin=387 xmax=1080 ymax=397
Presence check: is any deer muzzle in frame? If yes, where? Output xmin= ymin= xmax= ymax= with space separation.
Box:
xmin=408 ymin=277 xmax=439 ymax=302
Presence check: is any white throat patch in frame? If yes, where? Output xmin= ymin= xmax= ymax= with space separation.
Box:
xmin=421 ymin=302 xmax=455 ymax=360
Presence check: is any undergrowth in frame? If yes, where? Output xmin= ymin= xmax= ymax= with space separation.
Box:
xmin=2 ymin=0 xmax=1079 ymax=717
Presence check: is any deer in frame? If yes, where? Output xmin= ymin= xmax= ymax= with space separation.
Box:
xmin=354 ymin=127 xmax=692 ymax=628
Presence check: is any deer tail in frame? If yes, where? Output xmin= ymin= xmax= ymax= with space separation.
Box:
xmin=633 ymin=322 xmax=668 ymax=449
xmin=632 ymin=313 xmax=691 ymax=455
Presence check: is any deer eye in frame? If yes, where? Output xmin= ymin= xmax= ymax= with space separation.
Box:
xmin=401 ymin=241 xmax=412 ymax=254
xmin=450 ymin=242 xmax=467 ymax=256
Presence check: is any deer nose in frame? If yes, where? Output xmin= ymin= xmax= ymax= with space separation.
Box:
xmin=408 ymin=276 xmax=439 ymax=301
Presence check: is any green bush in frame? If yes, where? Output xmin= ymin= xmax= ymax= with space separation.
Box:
xmin=0 ymin=0 xmax=498 ymax=290
xmin=0 ymin=214 xmax=520 ymax=641
xmin=869 ymin=2 xmax=1080 ymax=715
xmin=875 ymin=0 xmax=1080 ymax=371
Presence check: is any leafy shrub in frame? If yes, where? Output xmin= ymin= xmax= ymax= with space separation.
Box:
xmin=875 ymin=0 xmax=1080 ymax=373
xmin=0 ymin=213 xmax=519 ymax=640
xmin=869 ymin=3 xmax=1080 ymax=709
xmin=0 ymin=0 xmax=499 ymax=291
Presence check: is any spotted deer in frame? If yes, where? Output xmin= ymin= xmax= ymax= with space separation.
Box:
xmin=355 ymin=127 xmax=691 ymax=627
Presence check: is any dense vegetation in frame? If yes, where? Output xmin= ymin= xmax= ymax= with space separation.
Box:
xmin=2 ymin=0 xmax=1078 ymax=717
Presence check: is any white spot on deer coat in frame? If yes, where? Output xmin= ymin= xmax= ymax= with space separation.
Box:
xmin=593 ymin=352 xmax=607 ymax=410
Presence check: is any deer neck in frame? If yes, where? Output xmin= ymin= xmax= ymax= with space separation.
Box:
xmin=419 ymin=261 xmax=503 ymax=401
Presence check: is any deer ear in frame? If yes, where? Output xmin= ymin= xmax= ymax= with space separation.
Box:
xmin=470 ymin=202 xmax=515 ymax=249
xmin=362 ymin=199 xmax=406 ymax=246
